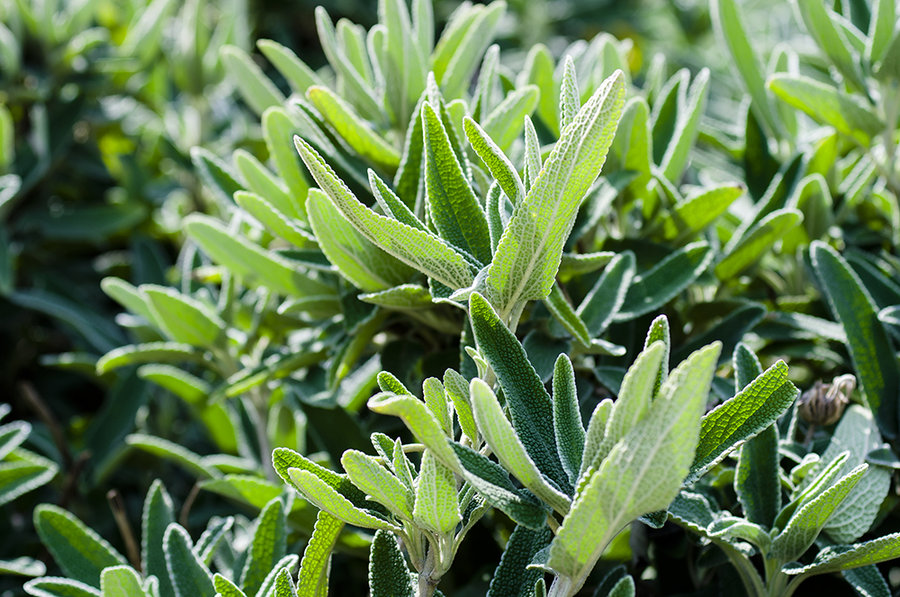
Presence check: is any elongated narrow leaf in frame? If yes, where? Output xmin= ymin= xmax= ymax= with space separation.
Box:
xmin=488 ymin=525 xmax=552 ymax=597
xmin=711 ymin=0 xmax=781 ymax=136
xmin=464 ymin=117 xmax=524 ymax=204
xmin=783 ymin=532 xmax=900 ymax=577
xmin=307 ymin=86 xmax=400 ymax=171
xmin=262 ymin=108 xmax=310 ymax=213
xmin=469 ymin=293 xmax=569 ymax=490
xmin=185 ymin=215 xmax=332 ymax=297
xmin=482 ymin=85 xmax=539 ymax=151
xmin=688 ymin=360 xmax=797 ymax=483
xmin=257 ymin=39 xmax=323 ymax=95
xmin=288 ymin=468 xmax=399 ymax=531
xmin=367 ymin=392 xmax=460 ymax=471
xmin=661 ymin=186 xmax=742 ymax=240
xmin=548 ymin=343 xmax=720 ymax=589
xmin=306 ymin=190 xmax=413 ymax=292
xmin=715 ymin=209 xmax=802 ymax=279
xmin=341 ymin=450 xmax=413 ymax=521
xmin=615 ymin=242 xmax=713 ymax=320
xmin=768 ymin=75 xmax=883 ymax=145
xmin=369 ymin=530 xmax=413 ymax=597
xmin=142 ymin=480 xmax=175 ymax=597
xmin=24 ymin=578 xmax=100 ymax=597
xmin=470 ymin=379 xmax=571 ymax=514
xmin=432 ymin=1 xmax=505 ymax=100
xmin=221 ymin=45 xmax=285 ymax=116
xmin=296 ymin=511 xmax=343 ymax=597
xmin=579 ymin=400 xmax=613 ymax=480
xmin=295 ymin=137 xmax=474 ymax=289
xmin=141 ymin=286 xmax=223 ymax=347
xmin=240 ymin=499 xmax=286 ymax=595
xmin=659 ymin=69 xmax=709 ymax=182
xmin=34 ymin=505 xmax=126 ymax=587
xmin=234 ymin=191 xmax=313 ymax=247
xmin=450 ymin=443 xmax=548 ymax=528
xmin=553 ymin=355 xmax=584 ymax=485
xmin=413 ymin=451 xmax=461 ymax=534
xmin=544 ymin=284 xmax=592 ymax=348
xmin=771 ymin=464 xmax=868 ymax=562
xmin=795 ymin=0 xmax=866 ymax=91
xmin=559 ymin=57 xmax=579 ymax=132
xmin=577 ymin=252 xmax=635 ymax=335
xmin=486 ymin=71 xmax=626 ymax=316
xmin=164 ymin=524 xmax=215 ymax=597
xmin=422 ymin=103 xmax=491 ymax=263
xmin=811 ymin=242 xmax=899 ymax=439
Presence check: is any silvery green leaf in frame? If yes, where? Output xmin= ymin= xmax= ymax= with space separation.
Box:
xmin=221 ymin=45 xmax=285 ymax=116
xmin=100 ymin=566 xmax=147 ymax=597
xmin=470 ymin=379 xmax=571 ymax=514
xmin=369 ymin=530 xmax=414 ymax=597
xmin=577 ymin=252 xmax=635 ymax=336
xmin=257 ymin=39 xmax=323 ymax=95
xmin=164 ymin=524 xmax=215 ymax=597
xmin=235 ymin=191 xmax=314 ymax=247
xmin=464 ymin=116 xmax=524 ymax=204
xmin=558 ymin=56 xmax=579 ymax=132
xmin=262 ymin=108 xmax=311 ymax=213
xmin=773 ymin=464 xmax=869 ymax=562
xmin=485 ymin=70 xmax=626 ymax=318
xmin=715 ymin=209 xmax=803 ymax=279
xmin=482 ymin=85 xmax=539 ymax=151
xmin=548 ymin=343 xmax=720 ymax=589
xmin=296 ymin=511 xmax=343 ymax=597
xmin=444 ymin=369 xmax=478 ymax=443
xmin=239 ymin=499 xmax=286 ymax=595
xmin=295 ymin=137 xmax=475 ymax=289
xmin=794 ymin=0 xmax=866 ymax=91
xmin=288 ymin=468 xmax=400 ymax=532
xmin=579 ymin=399 xmax=613 ymax=481
xmin=782 ymin=532 xmax=900 ymax=577
xmin=367 ymin=393 xmax=460 ymax=472
xmin=412 ymin=451 xmax=461 ymax=534
xmin=431 ymin=1 xmax=505 ymax=100
xmin=552 ymin=355 xmax=584 ymax=486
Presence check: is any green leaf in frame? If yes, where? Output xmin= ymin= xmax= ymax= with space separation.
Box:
xmin=470 ymin=379 xmax=571 ymax=514
xmin=262 ymin=108 xmax=310 ymax=214
xmin=579 ymin=400 xmax=613 ymax=481
xmin=367 ymin=392 xmax=460 ymax=472
xmin=643 ymin=315 xmax=671 ymax=397
xmin=735 ymin=415 xmax=781 ymax=529
xmin=488 ymin=525 xmax=552 ymax=597
xmin=257 ymin=39 xmax=323 ymax=95
xmin=553 ymin=355 xmax=584 ymax=486
xmin=867 ymin=0 xmax=896 ymax=64
xmin=688 ymin=360 xmax=798 ymax=483
xmin=795 ymin=0 xmax=866 ymax=91
xmin=771 ymin=464 xmax=868 ymax=562
xmin=768 ymin=75 xmax=883 ymax=145
xmin=543 ymin=284 xmax=592 ymax=349
xmin=100 ymin=278 xmax=157 ymax=325
xmin=369 ymin=170 xmax=425 ymax=231
xmin=341 ymin=450 xmax=414 ymax=521
xmin=816 ymin=405 xmax=891 ymax=543
xmin=413 ymin=451 xmax=461 ymax=534
xmin=288 ymin=468 xmax=400 ymax=531
xmin=273 ymin=567 xmax=298 ymax=597
xmin=164 ymin=524 xmax=215 ymax=597
xmin=443 ymin=369 xmax=478 ymax=443
xmin=24 ymin=578 xmax=100 ymax=597
xmin=659 ymin=68 xmax=709 ymax=182
xmin=431 ymin=1 xmax=505 ymax=100
xmin=469 ymin=293 xmax=569 ymax=491
xmin=450 ymin=442 xmax=548 ymax=528
xmin=368 ymin=530 xmax=414 ymax=597
xmin=464 ymin=116 xmax=524 ymax=204
xmin=141 ymin=285 xmax=224 ymax=347
xmin=185 ymin=215 xmax=332 ymax=297
xmin=486 ymin=70 xmax=626 ymax=317
xmin=422 ymin=103 xmax=492 ymax=264
xmin=96 ymin=342 xmax=204 ymax=375
xmin=0 ymin=556 xmax=45 ymax=577
xmin=359 ymin=285 xmax=433 ymax=310
xmin=782 ymin=532 xmax=900 ymax=577
xmin=296 ymin=511 xmax=343 ymax=597
xmin=615 ymin=242 xmax=713 ymax=321
xmin=0 ymin=449 xmax=57 ymax=507
xmin=547 ymin=343 xmax=720 ymax=590
xmin=34 ymin=505 xmax=126 ymax=587
xmin=100 ymin=566 xmax=145 ymax=597
xmin=841 ymin=565 xmax=890 ymax=597
xmin=138 ymin=365 xmax=211 ymax=406
xmin=482 ymin=85 xmax=539 ymax=151
xmin=213 ymin=575 xmax=247 ymax=597
xmin=306 ymin=189 xmax=413 ymax=292
xmin=520 ymin=44 xmax=557 ymax=134
xmin=577 ymin=252 xmax=636 ymax=336
xmin=126 ymin=434 xmax=220 ymax=480
xmin=710 ymin=0 xmax=781 ymax=136
xmin=0 ymin=421 xmax=28 ymax=460
xmin=811 ymin=241 xmax=899 ymax=439
xmin=240 ymin=498 xmax=287 ymax=595
xmin=661 ymin=185 xmax=742 ymax=240
xmin=715 ymin=209 xmax=802 ymax=279
xmin=559 ymin=56 xmax=579 ymax=133
xmin=234 ymin=149 xmax=299 ymax=220
xmin=295 ymin=137 xmax=474 ymax=289
xmin=142 ymin=480 xmax=175 ymax=597
xmin=234 ymin=191 xmax=313 ymax=247
xmin=307 ymin=86 xmax=400 ymax=172
xmin=221 ymin=45 xmax=285 ymax=116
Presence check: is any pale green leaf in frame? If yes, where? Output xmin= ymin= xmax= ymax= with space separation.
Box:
xmin=257 ymin=39 xmax=323 ymax=96
xmin=221 ymin=45 xmax=285 ymax=116
xmin=164 ymin=524 xmax=215 ymax=597
xmin=413 ymin=451 xmax=461 ymax=534
xmin=287 ymin=468 xmax=399 ymax=531
xmin=715 ymin=209 xmax=802 ymax=279
xmin=341 ymin=450 xmax=414 ymax=521
xmin=296 ymin=511 xmax=343 ymax=597
xmin=99 ymin=566 xmax=145 ymax=597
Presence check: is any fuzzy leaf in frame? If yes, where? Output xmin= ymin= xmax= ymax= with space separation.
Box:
xmin=715 ymin=209 xmax=802 ymax=279
xmin=553 ymin=355 xmax=584 ymax=486
xmin=142 ymin=480 xmax=175 ymax=597
xmin=486 ymin=70 xmax=625 ymax=315
xmin=34 ymin=505 xmax=126 ymax=587
xmin=782 ymin=532 xmax=900 ymax=577
xmin=141 ymin=286 xmax=224 ymax=347
xmin=577 ymin=252 xmax=636 ymax=336
xmin=240 ymin=499 xmax=286 ymax=595
xmin=661 ymin=186 xmax=742 ymax=240
xmin=341 ymin=450 xmax=414 ymax=521
xmin=369 ymin=530 xmax=414 ymax=597
xmin=287 ymin=468 xmax=399 ymax=532
xmin=488 ymin=526 xmax=552 ymax=597
xmin=464 ymin=117 xmax=524 ymax=204
xmin=99 ymin=567 xmax=145 ymax=597
xmin=413 ymin=451 xmax=461 ymax=534
xmin=296 ymin=511 xmax=343 ymax=597
xmin=164 ymin=524 xmax=215 ymax=597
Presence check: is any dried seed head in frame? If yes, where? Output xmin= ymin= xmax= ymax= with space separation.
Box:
xmin=797 ymin=374 xmax=855 ymax=426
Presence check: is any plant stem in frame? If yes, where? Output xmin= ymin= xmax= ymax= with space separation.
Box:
xmin=417 ymin=542 xmax=439 ymax=597
xmin=547 ymin=575 xmax=574 ymax=597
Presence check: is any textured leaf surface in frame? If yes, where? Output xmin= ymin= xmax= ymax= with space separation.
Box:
xmin=486 ymin=71 xmax=625 ymax=315
xmin=368 ymin=530 xmax=414 ymax=597
xmin=471 ymin=379 xmax=570 ymax=514
xmin=142 ymin=286 xmax=224 ymax=347
xmin=548 ymin=343 xmax=720 ymax=587
xmin=24 ymin=578 xmax=101 ymax=597
xmin=34 ymin=505 xmax=126 ymax=587
xmin=689 ymin=360 xmax=798 ymax=483
xmin=413 ymin=451 xmax=461 ymax=534
xmin=99 ymin=566 xmax=145 ymax=597
xmin=715 ymin=209 xmax=802 ymax=279
xmin=553 ymin=355 xmax=584 ymax=486
xmin=422 ymin=103 xmax=491 ymax=263
xmin=812 ymin=242 xmax=899 ymax=439
xmin=295 ymin=137 xmax=474 ymax=289
xmin=296 ymin=511 xmax=343 ymax=597
xmin=771 ymin=464 xmax=868 ymax=562
xmin=341 ymin=450 xmax=413 ymax=521
xmin=464 ymin=117 xmax=524 ymax=204
xmin=367 ymin=392 xmax=459 ymax=472
xmin=783 ymin=532 xmax=900 ymax=577
xmin=164 ymin=524 xmax=215 ymax=597
xmin=142 ymin=480 xmax=175 ymax=597
xmin=306 ymin=190 xmax=413 ymax=292
xmin=488 ymin=525 xmax=552 ymax=597
xmin=287 ymin=468 xmax=399 ymax=531
xmin=240 ymin=499 xmax=286 ymax=595
xmin=661 ymin=186 xmax=742 ymax=240
xmin=469 ymin=293 xmax=569 ymax=490
xmin=577 ymin=252 xmax=635 ymax=336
